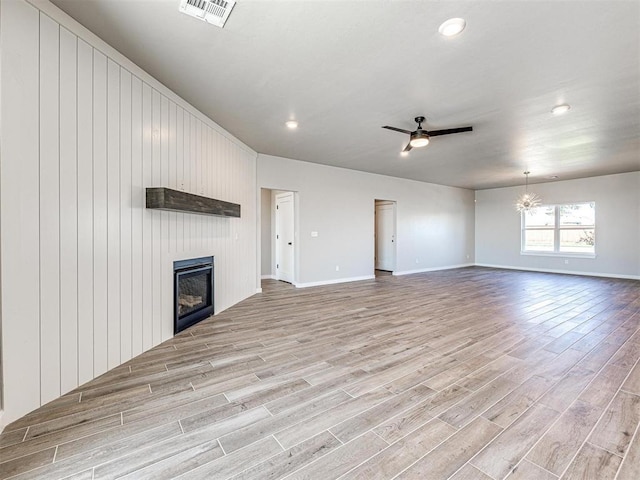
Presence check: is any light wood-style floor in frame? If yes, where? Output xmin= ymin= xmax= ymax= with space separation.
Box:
xmin=1 ymin=267 xmax=640 ymax=479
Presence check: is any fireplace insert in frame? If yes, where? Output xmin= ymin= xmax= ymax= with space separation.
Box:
xmin=174 ymin=256 xmax=214 ymax=334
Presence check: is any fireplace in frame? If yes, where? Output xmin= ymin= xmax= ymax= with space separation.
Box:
xmin=174 ymin=256 xmax=214 ymax=334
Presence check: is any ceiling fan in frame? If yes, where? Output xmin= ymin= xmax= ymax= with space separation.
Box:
xmin=382 ymin=116 xmax=473 ymax=152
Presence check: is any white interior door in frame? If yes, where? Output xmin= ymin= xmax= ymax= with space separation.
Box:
xmin=375 ymin=202 xmax=396 ymax=271
xmin=275 ymin=192 xmax=294 ymax=283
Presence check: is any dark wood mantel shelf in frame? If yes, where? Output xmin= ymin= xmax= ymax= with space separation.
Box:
xmin=146 ymin=187 xmax=241 ymax=218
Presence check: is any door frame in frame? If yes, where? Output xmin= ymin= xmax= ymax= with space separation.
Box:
xmin=374 ymin=199 xmax=397 ymax=273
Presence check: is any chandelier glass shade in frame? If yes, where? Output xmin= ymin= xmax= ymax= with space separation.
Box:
xmin=515 ymin=171 xmax=541 ymax=212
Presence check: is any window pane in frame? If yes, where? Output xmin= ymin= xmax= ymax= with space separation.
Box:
xmin=560 ymin=203 xmax=595 ymax=226
xmin=560 ymin=229 xmax=595 ymax=253
xmin=524 ymin=206 xmax=555 ymax=227
xmin=523 ymin=229 xmax=555 ymax=251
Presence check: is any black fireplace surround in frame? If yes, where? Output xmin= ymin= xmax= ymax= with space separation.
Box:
xmin=174 ymin=256 xmax=214 ymax=334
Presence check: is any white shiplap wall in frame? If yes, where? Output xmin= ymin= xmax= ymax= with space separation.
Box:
xmin=0 ymin=0 xmax=258 ymax=425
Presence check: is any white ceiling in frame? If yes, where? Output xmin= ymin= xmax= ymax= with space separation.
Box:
xmin=50 ymin=0 xmax=640 ymax=190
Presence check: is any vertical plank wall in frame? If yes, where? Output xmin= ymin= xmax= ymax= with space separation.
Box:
xmin=0 ymin=0 xmax=258 ymax=424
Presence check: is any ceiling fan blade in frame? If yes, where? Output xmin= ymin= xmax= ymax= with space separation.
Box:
xmin=427 ymin=126 xmax=473 ymax=137
xmin=382 ymin=126 xmax=413 ymax=134
xmin=402 ymin=143 xmax=413 ymax=153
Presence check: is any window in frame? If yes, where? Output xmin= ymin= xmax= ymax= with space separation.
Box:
xmin=522 ymin=202 xmax=595 ymax=255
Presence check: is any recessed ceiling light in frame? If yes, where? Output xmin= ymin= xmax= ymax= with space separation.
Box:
xmin=549 ymin=175 xmax=559 ymax=179
xmin=400 ymin=151 xmax=409 ymax=157
xmin=438 ymin=18 xmax=466 ymax=37
xmin=285 ymin=120 xmax=298 ymax=129
xmin=551 ymin=104 xmax=571 ymax=115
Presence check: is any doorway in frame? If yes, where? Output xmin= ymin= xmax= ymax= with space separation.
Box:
xmin=375 ymin=200 xmax=396 ymax=273
xmin=275 ymin=192 xmax=295 ymax=283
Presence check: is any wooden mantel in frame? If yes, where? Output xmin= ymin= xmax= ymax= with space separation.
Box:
xmin=146 ymin=187 xmax=241 ymax=218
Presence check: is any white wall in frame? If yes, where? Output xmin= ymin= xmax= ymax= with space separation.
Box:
xmin=0 ymin=0 xmax=257 ymax=426
xmin=257 ymin=154 xmax=475 ymax=287
xmin=475 ymin=172 xmax=640 ymax=279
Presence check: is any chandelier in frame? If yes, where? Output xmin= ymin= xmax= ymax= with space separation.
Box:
xmin=515 ymin=171 xmax=541 ymax=212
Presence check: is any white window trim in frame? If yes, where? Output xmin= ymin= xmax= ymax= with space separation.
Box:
xmin=521 ymin=203 xmax=596 ymax=257
xmin=520 ymin=252 xmax=597 ymax=259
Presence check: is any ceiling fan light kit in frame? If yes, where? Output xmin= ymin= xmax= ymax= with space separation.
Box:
xmin=515 ymin=171 xmax=542 ymax=212
xmin=409 ymin=133 xmax=430 ymax=148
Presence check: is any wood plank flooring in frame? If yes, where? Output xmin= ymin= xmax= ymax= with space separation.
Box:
xmin=1 ymin=267 xmax=640 ymax=479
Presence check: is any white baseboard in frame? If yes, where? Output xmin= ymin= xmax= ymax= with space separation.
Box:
xmin=474 ymin=263 xmax=640 ymax=281
xmin=261 ymin=274 xmax=275 ymax=280
xmin=264 ymin=264 xmax=637 ymax=291
xmin=295 ymin=275 xmax=376 ymax=288
xmin=393 ymin=263 xmax=475 ymax=276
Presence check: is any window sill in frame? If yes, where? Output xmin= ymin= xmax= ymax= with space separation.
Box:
xmin=520 ymin=251 xmax=596 ymax=259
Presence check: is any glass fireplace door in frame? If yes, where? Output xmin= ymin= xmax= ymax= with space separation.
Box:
xmin=174 ymin=257 xmax=214 ymax=333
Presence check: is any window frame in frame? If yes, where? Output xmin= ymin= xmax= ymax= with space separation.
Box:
xmin=520 ymin=202 xmax=596 ymax=258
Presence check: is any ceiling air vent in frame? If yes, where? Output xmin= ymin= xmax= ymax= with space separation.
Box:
xmin=179 ymin=0 xmax=236 ymax=28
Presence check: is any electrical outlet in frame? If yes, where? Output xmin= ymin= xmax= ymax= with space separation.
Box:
xmin=564 ymin=259 xmax=569 ymax=265
xmin=335 ymin=265 xmax=340 ymax=271
xmin=466 ymin=254 xmax=470 ymax=260
xmin=415 ymin=259 xmax=419 ymax=264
